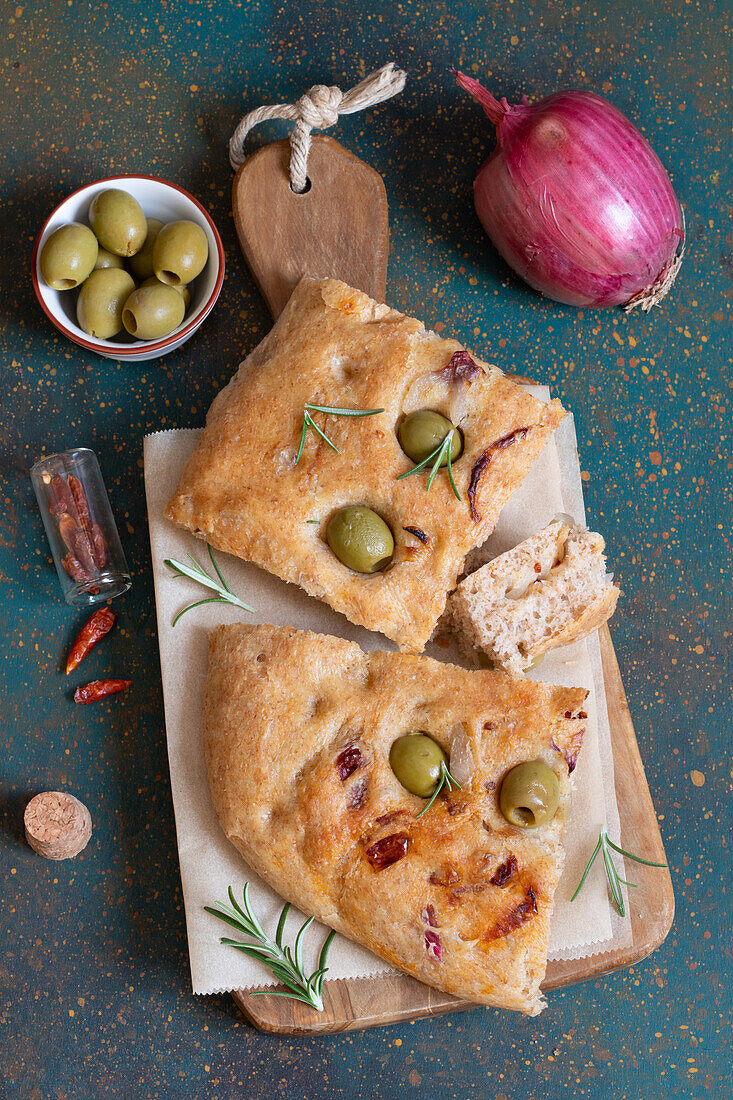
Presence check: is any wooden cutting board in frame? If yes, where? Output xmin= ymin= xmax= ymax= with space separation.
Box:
xmin=231 ymin=625 xmax=674 ymax=1034
xmin=229 ymin=145 xmax=673 ymax=1033
xmin=232 ymin=135 xmax=389 ymax=319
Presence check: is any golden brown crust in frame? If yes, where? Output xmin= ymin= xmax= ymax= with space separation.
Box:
xmin=203 ymin=624 xmax=588 ymax=1015
xmin=167 ymin=278 xmax=565 ymax=651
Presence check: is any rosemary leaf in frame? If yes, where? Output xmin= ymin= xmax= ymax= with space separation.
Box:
xmin=395 ymin=440 xmax=443 ymax=479
xmin=415 ymin=760 xmax=462 ymax=819
xmin=305 ymin=403 xmax=384 ymax=417
xmin=295 ymin=415 xmax=310 ymax=464
xmin=396 ymin=430 xmax=462 ymax=501
xmin=605 ymin=838 xmax=667 ymax=868
xmin=305 ymin=412 xmax=340 ymax=454
xmin=275 ymin=903 xmax=290 ymax=949
xmin=294 ymin=403 xmax=384 ymax=465
xmin=571 ymin=826 xmax=667 ymax=916
xmin=171 ymin=597 xmax=225 ymax=628
xmin=208 ymin=542 xmax=233 ymax=594
xmin=165 ymin=546 xmax=254 ymax=624
xmin=206 ymin=884 xmax=335 ymax=1011
xmin=570 ymin=835 xmax=602 ymax=902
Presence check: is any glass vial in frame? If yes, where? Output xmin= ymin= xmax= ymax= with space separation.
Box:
xmin=30 ymin=447 xmax=131 ymax=606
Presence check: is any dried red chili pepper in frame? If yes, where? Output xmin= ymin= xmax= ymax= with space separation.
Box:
xmin=59 ymin=514 xmax=97 ymax=576
xmin=51 ymin=473 xmax=109 ymax=583
xmin=74 ymin=679 xmax=131 ymax=704
xmin=48 ymin=474 xmax=75 ymax=518
xmin=91 ymin=522 xmax=108 ymax=569
xmin=68 ymin=475 xmax=92 ymax=531
xmin=66 ymin=608 xmax=116 ymax=675
xmin=62 ymin=552 xmax=94 ymax=586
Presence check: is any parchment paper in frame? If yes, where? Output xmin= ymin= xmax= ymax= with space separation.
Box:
xmin=144 ymin=393 xmax=631 ymax=996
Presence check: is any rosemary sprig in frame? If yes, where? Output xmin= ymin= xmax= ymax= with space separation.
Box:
xmin=294 ymin=403 xmax=384 ymax=464
xmin=205 ymin=884 xmax=336 ymax=1011
xmin=571 ymin=825 xmax=667 ymax=917
xmin=396 ymin=429 xmax=462 ymax=501
xmin=415 ymin=760 xmax=462 ymax=819
xmin=165 ymin=544 xmax=254 ymax=626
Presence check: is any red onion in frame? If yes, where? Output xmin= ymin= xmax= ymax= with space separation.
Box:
xmin=454 ymin=72 xmax=684 ymax=311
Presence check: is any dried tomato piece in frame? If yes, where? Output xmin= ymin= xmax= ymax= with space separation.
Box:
xmin=66 ymin=608 xmax=116 ymax=675
xmin=490 ymin=854 xmax=517 ymax=887
xmin=468 ymin=428 xmax=530 ymax=522
xmin=74 ymin=679 xmax=131 ymax=704
xmin=365 ymin=833 xmax=409 ymax=870
xmin=422 ymin=904 xmax=438 ymax=927
xmin=483 ymin=887 xmax=538 ymax=941
xmin=375 ymin=810 xmax=409 ymax=827
xmin=402 ymin=525 xmax=429 ymax=545
xmin=335 ymin=744 xmax=363 ymax=781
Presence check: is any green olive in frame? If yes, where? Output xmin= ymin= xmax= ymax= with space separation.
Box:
xmin=153 ymin=219 xmax=208 ymax=285
xmin=390 ymin=733 xmax=446 ymax=798
xmin=399 ymin=410 xmax=462 ymax=466
xmin=499 ymin=761 xmax=560 ymax=828
xmin=141 ymin=276 xmax=190 ymax=310
xmin=93 ymin=247 xmax=126 ymax=271
xmin=76 ymin=268 xmax=135 ymax=339
xmin=326 ymin=506 xmax=394 ymax=573
xmin=128 ymin=218 xmax=164 ymax=280
xmin=88 ymin=188 xmax=147 ymax=256
xmin=122 ymin=283 xmax=186 ymax=341
xmin=40 ymin=223 xmax=98 ymax=290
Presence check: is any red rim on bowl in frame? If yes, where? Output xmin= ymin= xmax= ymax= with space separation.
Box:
xmin=31 ymin=174 xmax=225 ymax=355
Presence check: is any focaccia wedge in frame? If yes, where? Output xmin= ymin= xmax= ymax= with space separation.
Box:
xmin=203 ymin=624 xmax=588 ymax=1015
xmin=167 ymin=277 xmax=565 ymax=651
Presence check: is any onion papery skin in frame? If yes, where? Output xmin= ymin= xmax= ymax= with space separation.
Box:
xmin=455 ymin=73 xmax=684 ymax=308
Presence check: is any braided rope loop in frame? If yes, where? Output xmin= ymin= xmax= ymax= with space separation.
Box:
xmin=229 ymin=63 xmax=407 ymax=191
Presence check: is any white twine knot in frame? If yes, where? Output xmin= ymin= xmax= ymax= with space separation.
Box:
xmin=296 ymin=85 xmax=342 ymax=130
xmin=229 ymin=62 xmax=407 ymax=192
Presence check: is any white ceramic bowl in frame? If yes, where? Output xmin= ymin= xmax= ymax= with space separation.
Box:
xmin=32 ymin=174 xmax=225 ymax=361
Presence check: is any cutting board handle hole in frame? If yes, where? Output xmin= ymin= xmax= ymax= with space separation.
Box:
xmin=289 ymin=177 xmax=313 ymax=195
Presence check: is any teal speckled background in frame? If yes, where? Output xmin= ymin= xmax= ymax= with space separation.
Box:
xmin=0 ymin=1 xmax=730 ymax=1097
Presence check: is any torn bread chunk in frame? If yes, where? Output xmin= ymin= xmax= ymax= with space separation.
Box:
xmin=166 ymin=277 xmax=565 ymax=652
xmin=203 ymin=623 xmax=588 ymax=1015
xmin=447 ymin=520 xmax=619 ymax=675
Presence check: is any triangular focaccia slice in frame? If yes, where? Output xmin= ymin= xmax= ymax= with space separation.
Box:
xmin=203 ymin=625 xmax=588 ymax=1015
xmin=167 ymin=277 xmax=565 ymax=652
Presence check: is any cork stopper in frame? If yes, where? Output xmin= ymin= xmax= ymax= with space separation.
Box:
xmin=24 ymin=791 xmax=92 ymax=860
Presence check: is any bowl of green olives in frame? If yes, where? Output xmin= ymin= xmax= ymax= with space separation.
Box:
xmin=32 ymin=175 xmax=224 ymax=361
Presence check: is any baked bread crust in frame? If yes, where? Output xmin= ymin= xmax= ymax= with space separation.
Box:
xmin=167 ymin=277 xmax=565 ymax=651
xmin=447 ymin=522 xmax=620 ymax=674
xmin=203 ymin=624 xmax=588 ymax=1015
